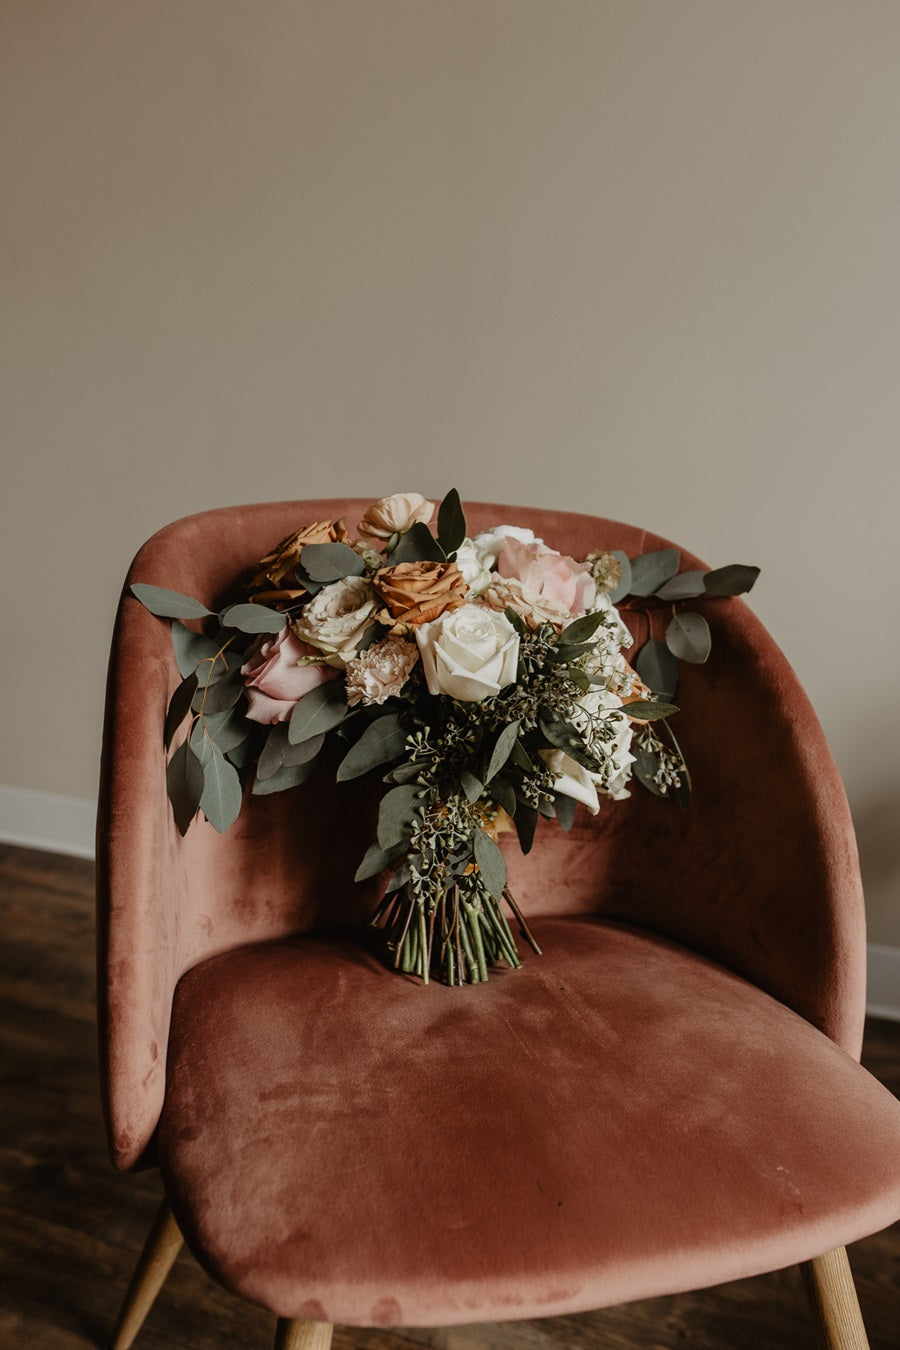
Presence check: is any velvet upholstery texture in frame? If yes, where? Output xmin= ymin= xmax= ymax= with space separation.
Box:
xmin=158 ymin=920 xmax=900 ymax=1327
xmin=96 ymin=500 xmax=900 ymax=1327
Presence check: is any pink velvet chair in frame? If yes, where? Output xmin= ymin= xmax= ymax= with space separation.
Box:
xmin=97 ymin=500 xmax=900 ymax=1350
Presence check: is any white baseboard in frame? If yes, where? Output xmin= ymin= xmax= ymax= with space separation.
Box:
xmin=0 ymin=783 xmax=95 ymax=860
xmin=1 ymin=784 xmax=897 ymax=1020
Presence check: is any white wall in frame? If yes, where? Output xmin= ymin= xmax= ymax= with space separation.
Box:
xmin=2 ymin=1 xmax=899 ymax=942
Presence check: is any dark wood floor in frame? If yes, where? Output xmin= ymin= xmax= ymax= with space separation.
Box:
xmin=1 ymin=842 xmax=898 ymax=1349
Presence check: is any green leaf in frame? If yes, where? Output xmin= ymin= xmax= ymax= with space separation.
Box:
xmin=377 ymin=784 xmax=421 ymax=850
xmin=490 ymin=775 xmax=517 ymax=818
xmin=256 ymin=724 xmax=289 ymax=781
xmin=166 ymin=739 xmax=204 ymax=835
xmin=336 ymin=713 xmax=407 ymax=781
xmin=473 ymin=829 xmax=507 ymax=901
xmin=354 ymin=841 xmax=395 ymax=882
xmin=196 ymin=708 xmax=248 ymax=753
xmin=666 ymin=612 xmax=712 ymax=664
xmin=623 ymin=699 xmax=679 ymax=721
xmin=655 ymin=569 xmax=708 ymax=601
xmin=559 ymin=611 xmax=605 ymax=645
xmin=627 ymin=549 xmax=680 ymax=597
xmin=283 ymin=730 xmax=325 ymax=766
xmin=390 ymin=522 xmax=445 ymax=564
xmin=199 ymin=746 xmax=243 ymax=832
xmin=171 ymin=622 xmax=222 ymax=679
xmin=607 ymin=551 xmax=633 ymax=604
xmin=703 ymin=563 xmax=760 ymax=597
xmin=513 ymin=799 xmax=538 ymax=854
xmin=566 ymin=667 xmax=591 ymax=693
xmin=635 ymin=639 xmax=679 ymax=700
xmin=196 ymin=669 xmax=245 ymax=713
xmin=288 ymin=680 xmax=347 ymax=744
xmin=508 ymin=738 xmax=534 ymax=772
xmin=220 ymin=603 xmax=286 ymax=634
xmin=633 ymin=745 xmax=667 ymax=797
xmin=485 ymin=721 xmax=521 ymax=784
xmin=538 ymin=715 xmax=601 ymax=771
xmin=226 ymin=735 xmax=255 ymax=770
xmin=251 ymin=760 xmax=316 ymax=795
xmin=299 ymin=542 xmax=366 ymax=584
xmin=131 ymin=583 xmax=213 ymax=620
xmin=504 ymin=605 xmax=528 ymax=637
xmin=436 ymin=488 xmax=466 ymax=556
xmin=554 ymin=793 xmax=577 ymax=832
xmin=164 ymin=673 xmax=198 ymax=750
xmin=460 ymin=769 xmax=484 ymax=803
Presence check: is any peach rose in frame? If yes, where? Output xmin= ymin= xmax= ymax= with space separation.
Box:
xmin=249 ymin=518 xmax=348 ymax=604
xmin=481 ymin=576 xmax=572 ymax=631
xmin=373 ymin=561 xmax=468 ymax=628
xmin=496 ymin=537 xmax=596 ymax=616
xmin=240 ymin=627 xmax=338 ymax=724
xmin=357 ymin=492 xmax=434 ymax=540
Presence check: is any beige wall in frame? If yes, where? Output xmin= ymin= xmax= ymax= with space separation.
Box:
xmin=3 ymin=2 xmax=899 ymax=941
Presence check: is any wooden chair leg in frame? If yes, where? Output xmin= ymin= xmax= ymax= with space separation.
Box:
xmin=274 ymin=1318 xmax=334 ymax=1350
xmin=111 ymin=1197 xmax=184 ymax=1350
xmin=800 ymin=1246 xmax=869 ymax=1350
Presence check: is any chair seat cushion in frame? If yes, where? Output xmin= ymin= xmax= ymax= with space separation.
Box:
xmin=157 ymin=918 xmax=900 ymax=1327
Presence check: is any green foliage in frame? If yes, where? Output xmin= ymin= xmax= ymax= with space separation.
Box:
xmin=220 ymin=603 xmax=286 ymax=634
xmin=131 ymin=584 xmax=212 ymax=620
xmin=628 ymin=549 xmax=680 ymax=596
xmin=336 ymin=714 xmax=407 ymax=781
xmin=288 ymin=681 xmax=348 ymax=744
xmin=436 ymin=488 xmax=466 ymax=556
xmin=299 ymin=543 xmax=366 ymax=584
xmin=665 ymin=612 xmax=711 ymax=664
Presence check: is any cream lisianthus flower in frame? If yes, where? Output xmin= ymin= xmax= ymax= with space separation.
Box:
xmin=292 ymin=576 xmax=378 ymax=666
xmin=357 ymin=492 xmax=435 ymax=540
xmin=415 ymin=607 xmax=519 ymax=702
xmin=453 ymin=538 xmax=494 ymax=595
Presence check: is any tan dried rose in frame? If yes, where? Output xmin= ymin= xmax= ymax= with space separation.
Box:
xmin=373 ymin=561 xmax=468 ymax=628
xmin=248 ymin=518 xmax=348 ymax=605
xmin=357 ymin=492 xmax=434 ymax=540
xmin=481 ymin=576 xmax=571 ymax=630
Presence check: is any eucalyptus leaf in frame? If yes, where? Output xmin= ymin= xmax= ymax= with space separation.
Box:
xmin=256 ymin=724 xmax=289 ymax=782
xmin=354 ymin=841 xmax=395 ymax=882
xmin=164 ymin=673 xmax=198 ymax=750
xmin=508 ymin=738 xmax=534 ymax=772
xmin=485 ymin=721 xmax=521 ymax=784
xmin=200 ymin=746 xmax=243 ymax=833
xmin=666 ymin=612 xmax=712 ymax=664
xmin=504 ymin=606 xmax=529 ymax=637
xmin=436 ymin=488 xmax=466 ymax=556
xmin=489 ymin=775 xmax=517 ymax=818
xmin=606 ymin=551 xmax=633 ymax=604
xmin=226 ymin=735 xmax=255 ymax=770
xmin=336 ymin=713 xmax=407 ymax=781
xmin=513 ymin=799 xmax=538 ymax=854
xmin=293 ymin=563 xmax=323 ymax=595
xmin=390 ymin=522 xmax=445 ymax=564
xmin=635 ymin=639 xmax=679 ymax=699
xmin=198 ymin=708 xmax=249 ymax=753
xmin=166 ymin=739 xmax=204 ymax=836
xmin=283 ymin=730 xmax=325 ymax=766
xmin=131 ymin=583 xmax=213 ymax=620
xmin=220 ymin=603 xmax=286 ymax=634
xmin=473 ymin=829 xmax=507 ymax=901
xmin=251 ymin=759 xmax=316 ymax=795
xmin=538 ymin=715 xmax=601 ymax=770
xmin=559 ymin=610 xmax=604 ymax=645
xmin=655 ymin=569 xmax=708 ymax=601
xmin=566 ymin=667 xmax=591 ymax=692
xmin=299 ymin=542 xmax=366 ymax=584
xmin=460 ymin=769 xmax=484 ymax=804
xmin=288 ymin=680 xmax=348 ymax=744
xmin=171 ymin=622 xmax=222 ymax=680
xmin=196 ymin=669 xmax=245 ymax=713
xmin=554 ymin=793 xmax=577 ymax=832
xmin=377 ymin=784 xmax=421 ymax=850
xmin=703 ymin=563 xmax=760 ymax=597
xmin=624 ymin=699 xmax=679 ymax=721
xmin=627 ymin=549 xmax=680 ymax=597
xmin=633 ymin=745 xmax=666 ymax=797
xmin=384 ymin=860 xmax=412 ymax=893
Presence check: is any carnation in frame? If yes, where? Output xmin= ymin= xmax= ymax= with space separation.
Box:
xmin=345 ymin=635 xmax=420 ymax=706
xmin=481 ymin=576 xmax=571 ymax=630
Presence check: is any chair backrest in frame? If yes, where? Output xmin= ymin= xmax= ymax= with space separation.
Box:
xmin=97 ymin=499 xmax=866 ymax=1170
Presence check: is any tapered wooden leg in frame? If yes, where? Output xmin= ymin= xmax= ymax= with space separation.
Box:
xmin=274 ymin=1318 xmax=334 ymax=1350
xmin=111 ymin=1197 xmax=183 ymax=1350
xmin=800 ymin=1246 xmax=869 ymax=1350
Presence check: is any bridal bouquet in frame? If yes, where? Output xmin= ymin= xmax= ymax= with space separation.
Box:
xmin=132 ymin=490 xmax=757 ymax=985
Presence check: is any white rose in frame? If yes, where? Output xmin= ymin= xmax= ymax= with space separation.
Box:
xmin=454 ymin=538 xmax=494 ymax=594
xmin=293 ymin=577 xmax=378 ymax=666
xmin=540 ymin=749 xmax=604 ymax=815
xmin=470 ymin=524 xmax=541 ymax=568
xmin=573 ymin=688 xmax=635 ymax=800
xmin=415 ymin=607 xmax=519 ymax=702
xmin=357 ymin=492 xmax=435 ymax=540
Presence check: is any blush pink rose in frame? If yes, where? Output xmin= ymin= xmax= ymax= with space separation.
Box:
xmin=495 ymin=537 xmax=596 ymax=615
xmin=240 ymin=627 xmax=338 ymax=725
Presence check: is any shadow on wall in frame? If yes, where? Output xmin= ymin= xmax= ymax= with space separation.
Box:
xmin=853 ymin=786 xmax=900 ymax=949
